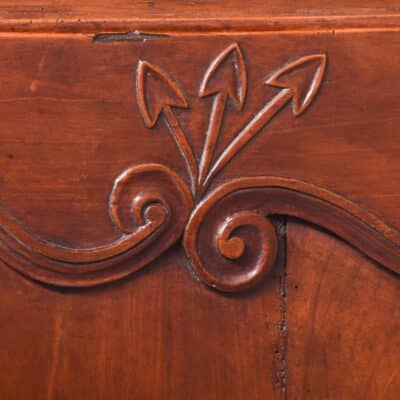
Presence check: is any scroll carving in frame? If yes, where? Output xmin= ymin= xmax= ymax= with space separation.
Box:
xmin=0 ymin=42 xmax=399 ymax=291
xmin=0 ymin=164 xmax=192 ymax=286
xmin=183 ymin=177 xmax=400 ymax=292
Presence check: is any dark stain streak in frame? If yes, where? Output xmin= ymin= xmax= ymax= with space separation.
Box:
xmin=275 ymin=216 xmax=288 ymax=399
xmin=93 ymin=30 xmax=169 ymax=43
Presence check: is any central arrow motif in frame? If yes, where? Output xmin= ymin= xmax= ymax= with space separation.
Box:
xmin=137 ymin=44 xmax=327 ymax=198
xmin=202 ymin=53 xmax=327 ymax=191
xmin=198 ymin=43 xmax=247 ymax=192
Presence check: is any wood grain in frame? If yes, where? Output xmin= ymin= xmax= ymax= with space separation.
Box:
xmin=0 ymin=220 xmax=398 ymax=399
xmin=0 ymin=4 xmax=399 ymax=398
xmin=286 ymin=220 xmax=400 ymax=399
xmin=0 ymin=1 xmax=400 ymax=33
xmin=0 ymin=245 xmax=286 ymax=399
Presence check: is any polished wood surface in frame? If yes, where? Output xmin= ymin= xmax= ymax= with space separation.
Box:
xmin=1 ymin=0 xmax=399 ymax=21
xmin=0 ymin=0 xmax=400 ymax=24
xmin=0 ymin=245 xmax=285 ymax=399
xmin=0 ymin=221 xmax=398 ymax=399
xmin=287 ymin=221 xmax=400 ymax=399
xmin=0 ymin=1 xmax=399 ymax=32
xmin=0 ymin=2 xmax=399 ymax=398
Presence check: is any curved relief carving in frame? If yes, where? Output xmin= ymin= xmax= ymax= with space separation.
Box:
xmin=201 ymin=52 xmax=327 ymax=192
xmin=184 ymin=207 xmax=279 ymax=292
xmin=0 ymin=164 xmax=192 ymax=286
xmin=0 ymin=42 xmax=399 ymax=291
xmin=136 ymin=60 xmax=198 ymax=193
xmin=198 ymin=42 xmax=247 ymax=191
xmin=183 ymin=177 xmax=400 ymax=292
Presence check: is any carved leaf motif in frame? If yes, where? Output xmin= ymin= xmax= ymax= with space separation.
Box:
xmin=266 ymin=54 xmax=327 ymax=116
xmin=136 ymin=60 xmax=198 ymax=193
xmin=202 ymin=53 xmax=327 ymax=189
xmin=199 ymin=42 xmax=247 ymax=109
xmin=198 ymin=42 xmax=247 ymax=191
xmin=136 ymin=60 xmax=188 ymax=128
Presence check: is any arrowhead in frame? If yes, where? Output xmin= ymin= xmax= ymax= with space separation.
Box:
xmin=136 ymin=60 xmax=188 ymax=128
xmin=199 ymin=42 xmax=247 ymax=109
xmin=266 ymin=54 xmax=327 ymax=116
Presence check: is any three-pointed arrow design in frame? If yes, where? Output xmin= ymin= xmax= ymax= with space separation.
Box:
xmin=198 ymin=43 xmax=247 ymax=193
xmin=137 ymin=60 xmax=198 ymax=193
xmin=202 ymin=54 xmax=327 ymax=191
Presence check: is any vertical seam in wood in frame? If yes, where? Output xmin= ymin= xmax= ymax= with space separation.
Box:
xmin=277 ymin=216 xmax=288 ymax=399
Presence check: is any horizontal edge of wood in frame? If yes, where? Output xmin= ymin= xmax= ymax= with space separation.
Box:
xmin=1 ymin=14 xmax=400 ymax=35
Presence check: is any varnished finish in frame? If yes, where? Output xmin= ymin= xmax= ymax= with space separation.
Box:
xmin=0 ymin=3 xmax=399 ymax=398
xmin=0 ymin=163 xmax=193 ymax=286
xmin=0 ymin=1 xmax=400 ymax=33
xmin=0 ymin=248 xmax=286 ymax=400
xmin=287 ymin=221 xmax=400 ymax=399
xmin=0 ymin=40 xmax=398 ymax=291
xmin=0 ymin=221 xmax=397 ymax=399
xmin=184 ymin=176 xmax=400 ymax=291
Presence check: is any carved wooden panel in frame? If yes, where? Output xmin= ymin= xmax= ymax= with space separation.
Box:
xmin=0 ymin=3 xmax=399 ymax=399
xmin=0 ymin=34 xmax=399 ymax=292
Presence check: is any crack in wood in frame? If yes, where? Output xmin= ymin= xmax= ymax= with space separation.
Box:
xmin=275 ymin=216 xmax=288 ymax=399
xmin=93 ymin=30 xmax=169 ymax=43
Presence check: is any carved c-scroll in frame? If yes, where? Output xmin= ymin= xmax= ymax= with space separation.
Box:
xmin=0 ymin=164 xmax=192 ymax=286
xmin=183 ymin=177 xmax=400 ymax=292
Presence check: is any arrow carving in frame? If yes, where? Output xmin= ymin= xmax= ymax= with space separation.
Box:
xmin=198 ymin=43 xmax=247 ymax=192
xmin=202 ymin=53 xmax=327 ymax=191
xmin=137 ymin=60 xmax=198 ymax=193
xmin=3 ymin=43 xmax=399 ymax=293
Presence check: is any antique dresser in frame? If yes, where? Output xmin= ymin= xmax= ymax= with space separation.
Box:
xmin=0 ymin=1 xmax=399 ymax=399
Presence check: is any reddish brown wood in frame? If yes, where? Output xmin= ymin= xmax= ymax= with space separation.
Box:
xmin=0 ymin=1 xmax=399 ymax=33
xmin=184 ymin=176 xmax=400 ymax=292
xmin=0 ymin=34 xmax=399 ymax=291
xmin=0 ymin=3 xmax=399 ymax=399
xmin=1 ymin=0 xmax=399 ymax=21
xmin=286 ymin=220 xmax=400 ymax=399
xmin=0 ymin=248 xmax=286 ymax=399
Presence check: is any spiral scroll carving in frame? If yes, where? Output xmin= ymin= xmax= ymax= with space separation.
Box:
xmin=184 ymin=209 xmax=278 ymax=292
xmin=184 ymin=176 xmax=400 ymax=292
xmin=0 ymin=163 xmax=192 ymax=286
